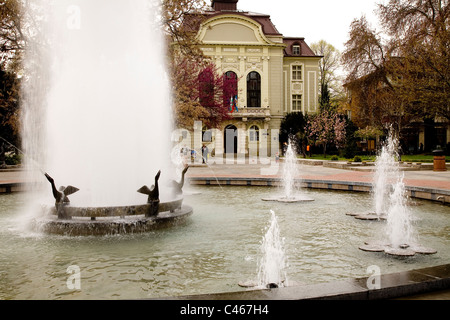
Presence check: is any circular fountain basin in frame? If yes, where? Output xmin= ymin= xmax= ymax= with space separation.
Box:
xmin=31 ymin=198 xmax=193 ymax=236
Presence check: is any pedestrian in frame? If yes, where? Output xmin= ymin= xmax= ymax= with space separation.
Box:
xmin=202 ymin=144 xmax=209 ymax=164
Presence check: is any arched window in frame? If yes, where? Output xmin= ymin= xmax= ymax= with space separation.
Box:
xmin=249 ymin=125 xmax=259 ymax=142
xmin=202 ymin=126 xmax=212 ymax=142
xmin=247 ymin=71 xmax=261 ymax=108
xmin=223 ymin=71 xmax=238 ymax=110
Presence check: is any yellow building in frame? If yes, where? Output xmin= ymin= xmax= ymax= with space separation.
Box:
xmin=180 ymin=0 xmax=321 ymax=162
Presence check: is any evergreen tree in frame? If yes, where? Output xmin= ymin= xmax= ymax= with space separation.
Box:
xmin=279 ymin=112 xmax=307 ymax=157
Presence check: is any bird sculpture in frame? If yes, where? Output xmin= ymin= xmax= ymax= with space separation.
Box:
xmin=44 ymin=172 xmax=79 ymax=219
xmin=137 ymin=170 xmax=161 ymax=217
xmin=137 ymin=170 xmax=161 ymax=202
xmin=171 ymin=165 xmax=189 ymax=195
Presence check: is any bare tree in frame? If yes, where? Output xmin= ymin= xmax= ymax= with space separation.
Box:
xmin=378 ymin=0 xmax=449 ymax=122
xmin=311 ymin=40 xmax=342 ymax=99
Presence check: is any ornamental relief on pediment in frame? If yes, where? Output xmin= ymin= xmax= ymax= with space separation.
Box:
xmin=224 ymin=57 xmax=238 ymax=63
xmin=222 ymin=63 xmax=239 ymax=70
xmin=246 ymin=63 xmax=263 ymax=70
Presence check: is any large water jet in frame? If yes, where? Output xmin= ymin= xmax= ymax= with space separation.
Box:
xmin=21 ymin=0 xmax=192 ymax=235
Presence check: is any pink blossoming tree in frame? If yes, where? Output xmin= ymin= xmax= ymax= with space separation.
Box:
xmin=307 ymin=110 xmax=347 ymax=157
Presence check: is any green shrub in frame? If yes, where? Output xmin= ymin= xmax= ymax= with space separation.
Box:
xmin=330 ymin=155 xmax=339 ymax=161
xmin=353 ymin=156 xmax=362 ymax=162
xmin=5 ymin=153 xmax=22 ymax=165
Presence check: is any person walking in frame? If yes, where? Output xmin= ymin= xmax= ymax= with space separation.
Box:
xmin=202 ymin=144 xmax=209 ymax=164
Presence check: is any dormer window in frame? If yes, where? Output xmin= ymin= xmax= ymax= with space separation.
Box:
xmin=292 ymin=44 xmax=301 ymax=55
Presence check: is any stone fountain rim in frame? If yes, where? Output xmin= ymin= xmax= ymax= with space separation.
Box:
xmin=31 ymin=204 xmax=194 ymax=236
xmin=41 ymin=197 xmax=184 ymax=218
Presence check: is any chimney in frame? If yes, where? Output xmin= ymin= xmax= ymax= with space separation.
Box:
xmin=211 ymin=0 xmax=238 ymax=11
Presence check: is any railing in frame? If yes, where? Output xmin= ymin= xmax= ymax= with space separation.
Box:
xmin=231 ymin=107 xmax=271 ymax=118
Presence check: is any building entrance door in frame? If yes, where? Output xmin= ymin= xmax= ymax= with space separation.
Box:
xmin=224 ymin=125 xmax=238 ymax=154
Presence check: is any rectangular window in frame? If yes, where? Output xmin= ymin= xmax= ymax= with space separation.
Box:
xmin=292 ymin=65 xmax=302 ymax=80
xmin=292 ymin=94 xmax=302 ymax=111
xmin=293 ymin=45 xmax=300 ymax=55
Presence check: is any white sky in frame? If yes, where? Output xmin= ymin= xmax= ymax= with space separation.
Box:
xmin=237 ymin=0 xmax=383 ymax=52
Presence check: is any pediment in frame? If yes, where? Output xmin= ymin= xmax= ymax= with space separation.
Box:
xmin=197 ymin=15 xmax=274 ymax=45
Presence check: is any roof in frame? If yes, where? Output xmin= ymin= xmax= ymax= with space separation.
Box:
xmin=183 ymin=3 xmax=321 ymax=58
xmin=201 ymin=10 xmax=282 ymax=36
xmin=283 ymin=37 xmax=320 ymax=58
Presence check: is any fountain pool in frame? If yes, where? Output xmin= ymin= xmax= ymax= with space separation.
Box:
xmin=1 ymin=186 xmax=449 ymax=299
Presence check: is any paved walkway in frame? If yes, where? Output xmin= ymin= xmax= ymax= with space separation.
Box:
xmin=1 ymin=161 xmax=449 ymax=193
xmin=184 ymin=160 xmax=450 ymax=194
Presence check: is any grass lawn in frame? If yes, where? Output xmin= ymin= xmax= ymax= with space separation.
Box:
xmin=303 ymin=154 xmax=437 ymax=163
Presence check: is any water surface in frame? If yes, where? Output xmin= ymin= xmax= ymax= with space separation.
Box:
xmin=0 ymin=186 xmax=449 ymax=299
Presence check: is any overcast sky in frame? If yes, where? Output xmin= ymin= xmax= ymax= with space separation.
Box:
xmin=237 ymin=0 xmax=384 ymax=52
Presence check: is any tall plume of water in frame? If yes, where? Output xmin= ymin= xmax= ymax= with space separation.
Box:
xmin=372 ymin=132 xmax=399 ymax=216
xmin=257 ymin=210 xmax=288 ymax=288
xmin=21 ymin=0 xmax=173 ymax=207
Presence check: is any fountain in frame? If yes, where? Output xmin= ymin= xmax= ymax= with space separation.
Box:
xmin=349 ymin=132 xmax=398 ymax=221
xmin=359 ymin=172 xmax=437 ymax=256
xmin=262 ymin=139 xmax=314 ymax=202
xmin=32 ymin=169 xmax=192 ymax=236
xmin=1 ymin=186 xmax=448 ymax=299
xmin=21 ymin=0 xmax=192 ymax=235
xmin=256 ymin=210 xmax=289 ymax=288
xmin=239 ymin=210 xmax=289 ymax=289
xmin=2 ymin=0 xmax=445 ymax=300
xmin=357 ymin=133 xmax=437 ymax=256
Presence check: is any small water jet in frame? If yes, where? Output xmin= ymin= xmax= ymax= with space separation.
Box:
xmin=262 ymin=140 xmax=314 ymax=203
xmin=257 ymin=210 xmax=289 ymax=288
xmin=239 ymin=210 xmax=289 ymax=289
xmin=349 ymin=132 xmax=397 ymax=221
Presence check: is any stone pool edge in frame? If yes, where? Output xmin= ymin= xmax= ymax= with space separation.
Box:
xmin=159 ymin=264 xmax=450 ymax=300
xmin=188 ymin=177 xmax=450 ymax=205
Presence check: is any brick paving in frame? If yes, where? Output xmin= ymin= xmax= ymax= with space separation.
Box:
xmin=185 ymin=161 xmax=450 ymax=192
xmin=1 ymin=161 xmax=449 ymax=192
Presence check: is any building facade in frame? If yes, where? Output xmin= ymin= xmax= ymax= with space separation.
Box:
xmin=180 ymin=0 xmax=321 ymax=161
xmin=343 ymin=64 xmax=450 ymax=155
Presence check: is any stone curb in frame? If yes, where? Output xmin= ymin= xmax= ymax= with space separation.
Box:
xmin=162 ymin=264 xmax=450 ymax=300
xmin=188 ymin=176 xmax=450 ymax=204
